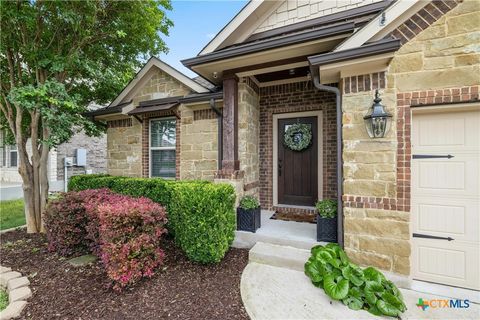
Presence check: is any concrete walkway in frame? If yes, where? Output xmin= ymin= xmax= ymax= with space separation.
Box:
xmin=241 ymin=262 xmax=479 ymax=320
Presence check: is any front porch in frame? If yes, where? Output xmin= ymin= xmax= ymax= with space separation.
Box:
xmin=232 ymin=210 xmax=325 ymax=250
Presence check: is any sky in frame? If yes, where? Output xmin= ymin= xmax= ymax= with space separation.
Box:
xmin=159 ymin=0 xmax=249 ymax=78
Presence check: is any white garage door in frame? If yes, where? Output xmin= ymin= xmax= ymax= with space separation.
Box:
xmin=412 ymin=107 xmax=480 ymax=290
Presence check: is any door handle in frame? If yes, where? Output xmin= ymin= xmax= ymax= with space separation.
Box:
xmin=412 ymin=154 xmax=454 ymax=159
xmin=413 ymin=233 xmax=454 ymax=241
xmin=278 ymin=159 xmax=282 ymax=177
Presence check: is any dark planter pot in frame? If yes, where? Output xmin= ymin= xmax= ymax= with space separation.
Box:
xmin=316 ymin=214 xmax=337 ymax=242
xmin=237 ymin=207 xmax=261 ymax=233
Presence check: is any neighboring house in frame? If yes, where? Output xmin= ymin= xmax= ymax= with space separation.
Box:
xmin=90 ymin=0 xmax=479 ymax=293
xmin=0 ymin=129 xmax=106 ymax=191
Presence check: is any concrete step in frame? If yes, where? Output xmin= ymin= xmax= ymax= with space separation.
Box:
xmin=249 ymin=242 xmax=311 ymax=272
xmin=233 ymin=230 xmax=325 ymax=251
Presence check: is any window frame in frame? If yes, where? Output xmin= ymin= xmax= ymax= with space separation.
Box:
xmin=9 ymin=144 xmax=18 ymax=167
xmin=149 ymin=117 xmax=177 ymax=179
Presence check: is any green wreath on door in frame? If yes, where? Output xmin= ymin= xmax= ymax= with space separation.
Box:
xmin=283 ymin=123 xmax=312 ymax=151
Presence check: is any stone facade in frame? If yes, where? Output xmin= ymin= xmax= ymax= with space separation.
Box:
xmin=342 ymin=0 xmax=480 ymax=276
xmin=254 ymin=0 xmax=382 ymax=33
xmin=107 ymin=119 xmax=142 ymax=177
xmin=259 ymin=81 xmax=338 ymax=222
xmin=179 ymin=103 xmax=220 ymax=181
xmin=132 ymin=68 xmax=191 ymax=106
xmin=107 ymin=67 xmax=193 ymax=177
xmin=238 ymin=78 xmax=260 ymax=197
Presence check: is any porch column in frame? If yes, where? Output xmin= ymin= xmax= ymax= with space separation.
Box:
xmin=221 ymin=75 xmax=239 ymax=171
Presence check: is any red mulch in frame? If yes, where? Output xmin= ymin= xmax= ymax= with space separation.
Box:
xmin=0 ymin=230 xmax=250 ymax=319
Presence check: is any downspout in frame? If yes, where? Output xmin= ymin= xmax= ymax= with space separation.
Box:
xmin=310 ymin=66 xmax=344 ymax=248
xmin=209 ymin=98 xmax=223 ymax=170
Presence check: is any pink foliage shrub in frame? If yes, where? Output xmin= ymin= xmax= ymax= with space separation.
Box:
xmin=97 ymin=198 xmax=167 ymax=290
xmin=44 ymin=189 xmax=122 ymax=256
xmin=44 ymin=189 xmax=167 ymax=290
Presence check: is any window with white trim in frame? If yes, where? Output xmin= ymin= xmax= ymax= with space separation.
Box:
xmin=150 ymin=118 xmax=176 ymax=178
xmin=9 ymin=144 xmax=18 ymax=167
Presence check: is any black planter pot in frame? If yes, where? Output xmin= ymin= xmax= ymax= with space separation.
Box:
xmin=237 ymin=207 xmax=261 ymax=233
xmin=316 ymin=214 xmax=337 ymax=242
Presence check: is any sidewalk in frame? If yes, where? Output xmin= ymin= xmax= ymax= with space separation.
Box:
xmin=241 ymin=262 xmax=480 ymax=320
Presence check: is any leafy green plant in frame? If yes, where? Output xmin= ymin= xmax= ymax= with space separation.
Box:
xmin=169 ymin=183 xmax=236 ymax=263
xmin=304 ymin=244 xmax=406 ymax=317
xmin=69 ymin=174 xmax=235 ymax=264
xmin=239 ymin=196 xmax=260 ymax=210
xmin=315 ymin=199 xmax=337 ymax=218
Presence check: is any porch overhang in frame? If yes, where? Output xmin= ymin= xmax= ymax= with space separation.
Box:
xmin=182 ymin=21 xmax=356 ymax=84
xmin=308 ymin=38 xmax=401 ymax=84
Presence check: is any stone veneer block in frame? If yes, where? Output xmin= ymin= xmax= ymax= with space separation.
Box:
xmin=9 ymin=286 xmax=32 ymax=303
xmin=7 ymin=277 xmax=30 ymax=291
xmin=0 ymin=301 xmax=27 ymax=320
xmin=0 ymin=272 xmax=21 ymax=287
xmin=0 ymin=266 xmax=11 ymax=274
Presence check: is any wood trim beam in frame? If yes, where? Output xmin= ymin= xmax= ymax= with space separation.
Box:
xmin=221 ymin=76 xmax=239 ymax=171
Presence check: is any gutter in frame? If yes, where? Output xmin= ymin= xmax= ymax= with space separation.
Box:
xmin=182 ymin=21 xmax=355 ymax=68
xmin=308 ymin=38 xmax=401 ymax=66
xmin=309 ymin=65 xmax=344 ymax=248
xmin=179 ymin=91 xmax=223 ymax=104
xmin=209 ymin=98 xmax=223 ymax=170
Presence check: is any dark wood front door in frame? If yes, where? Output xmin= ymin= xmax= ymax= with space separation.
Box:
xmin=278 ymin=116 xmax=318 ymax=206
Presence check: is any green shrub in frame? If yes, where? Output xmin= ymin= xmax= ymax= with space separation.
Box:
xmin=169 ymin=183 xmax=236 ymax=263
xmin=239 ymin=195 xmax=260 ymax=210
xmin=305 ymin=243 xmax=406 ymax=317
xmin=315 ymin=199 xmax=337 ymax=218
xmin=68 ymin=174 xmax=235 ymax=264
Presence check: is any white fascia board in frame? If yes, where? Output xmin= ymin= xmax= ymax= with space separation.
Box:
xmin=199 ymin=1 xmax=263 ymax=55
xmin=335 ymin=0 xmax=426 ymax=52
xmin=110 ymin=57 xmax=209 ymax=107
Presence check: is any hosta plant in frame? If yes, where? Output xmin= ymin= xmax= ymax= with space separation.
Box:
xmin=304 ymin=244 xmax=406 ymax=317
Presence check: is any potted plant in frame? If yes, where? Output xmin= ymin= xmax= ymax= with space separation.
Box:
xmin=237 ymin=195 xmax=261 ymax=233
xmin=315 ymin=199 xmax=337 ymax=242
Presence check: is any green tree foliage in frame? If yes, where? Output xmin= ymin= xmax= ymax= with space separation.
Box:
xmin=0 ymin=0 xmax=173 ymax=232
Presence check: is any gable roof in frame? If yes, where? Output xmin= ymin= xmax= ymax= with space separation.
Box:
xmin=109 ymin=57 xmax=210 ymax=107
xmin=334 ymin=1 xmax=427 ymax=51
xmin=199 ymin=1 xmax=281 ymax=55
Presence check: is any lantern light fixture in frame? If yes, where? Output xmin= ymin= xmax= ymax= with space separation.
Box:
xmin=363 ymin=89 xmax=392 ymax=138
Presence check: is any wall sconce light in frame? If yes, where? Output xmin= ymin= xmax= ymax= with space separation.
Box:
xmin=363 ymin=89 xmax=392 ymax=138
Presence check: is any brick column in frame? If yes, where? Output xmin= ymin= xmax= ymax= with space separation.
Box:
xmin=221 ymin=75 xmax=239 ymax=172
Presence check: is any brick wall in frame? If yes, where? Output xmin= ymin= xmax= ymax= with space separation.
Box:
xmin=259 ymin=81 xmax=337 ymax=222
xmin=57 ymin=130 xmax=107 ymax=181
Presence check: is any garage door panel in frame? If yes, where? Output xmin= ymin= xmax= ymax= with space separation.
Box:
xmin=413 ymin=239 xmax=479 ymax=290
xmin=412 ymin=107 xmax=479 ymax=290
xmin=412 ymin=197 xmax=478 ymax=242
xmin=412 ymin=154 xmax=479 ymax=198
xmin=412 ymin=110 xmax=480 ymax=151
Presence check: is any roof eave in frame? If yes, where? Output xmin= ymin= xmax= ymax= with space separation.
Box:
xmin=182 ymin=21 xmax=356 ymax=68
xmin=308 ymin=38 xmax=401 ymax=67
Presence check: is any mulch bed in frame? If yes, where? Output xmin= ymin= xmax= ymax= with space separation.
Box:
xmin=0 ymin=230 xmax=250 ymax=319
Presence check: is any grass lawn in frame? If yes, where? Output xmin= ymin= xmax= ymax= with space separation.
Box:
xmin=0 ymin=199 xmax=25 ymax=230
xmin=0 ymin=289 xmax=8 ymax=311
